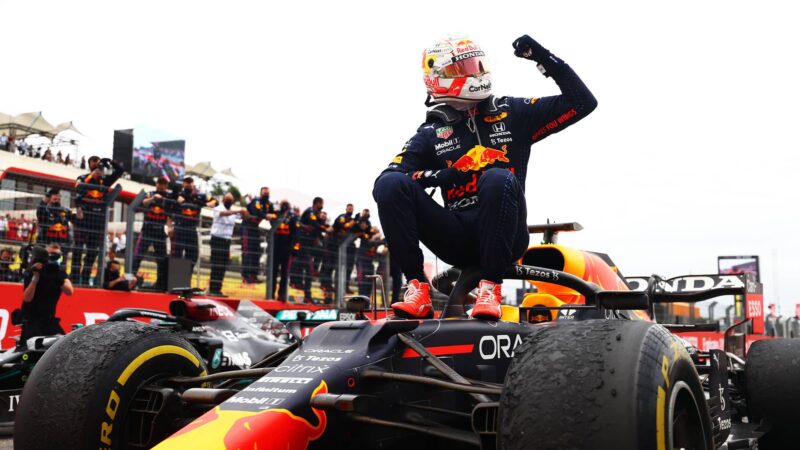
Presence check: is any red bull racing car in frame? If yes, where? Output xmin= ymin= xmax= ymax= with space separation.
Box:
xmin=0 ymin=288 xmax=292 ymax=435
xmin=13 ymin=223 xmax=800 ymax=450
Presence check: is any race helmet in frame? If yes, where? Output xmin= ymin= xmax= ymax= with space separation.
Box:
xmin=422 ymin=37 xmax=492 ymax=109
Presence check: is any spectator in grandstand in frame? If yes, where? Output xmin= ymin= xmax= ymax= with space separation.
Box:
xmin=79 ymin=156 xmax=86 ymax=170
xmin=72 ymin=156 xmax=124 ymax=286
xmin=103 ymin=259 xmax=137 ymax=291
xmin=20 ymin=244 xmax=73 ymax=342
xmin=6 ymin=215 xmax=18 ymax=241
xmin=0 ymin=215 xmax=7 ymax=241
xmin=63 ymin=154 xmax=71 ymax=166
xmin=55 ymin=150 xmax=63 ymax=164
xmin=295 ymin=197 xmax=326 ymax=302
xmin=0 ymin=133 xmax=7 ymax=151
xmin=18 ymin=140 xmax=28 ymax=156
xmin=271 ymin=199 xmax=298 ymax=301
xmin=208 ymin=193 xmax=240 ymax=296
xmin=169 ymin=177 xmax=216 ymax=272
xmin=132 ymin=176 xmax=171 ymax=291
xmin=0 ymin=247 xmax=19 ymax=282
xmin=41 ymin=148 xmax=53 ymax=162
xmin=241 ymin=187 xmax=275 ymax=284
xmin=18 ymin=214 xmax=31 ymax=242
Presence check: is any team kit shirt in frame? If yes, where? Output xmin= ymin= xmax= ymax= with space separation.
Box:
xmin=142 ymin=190 xmax=170 ymax=233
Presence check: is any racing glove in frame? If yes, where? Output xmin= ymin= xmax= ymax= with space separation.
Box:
xmin=512 ymin=34 xmax=564 ymax=77
xmin=410 ymin=168 xmax=467 ymax=189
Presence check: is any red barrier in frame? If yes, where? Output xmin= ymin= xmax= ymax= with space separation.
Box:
xmin=676 ymin=331 xmax=773 ymax=355
xmin=0 ymin=282 xmax=327 ymax=350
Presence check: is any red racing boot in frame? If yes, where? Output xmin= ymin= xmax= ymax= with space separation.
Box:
xmin=471 ymin=280 xmax=503 ymax=320
xmin=392 ymin=279 xmax=434 ymax=319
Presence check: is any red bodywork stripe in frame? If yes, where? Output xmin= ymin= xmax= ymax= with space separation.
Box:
xmin=402 ymin=344 xmax=474 ymax=359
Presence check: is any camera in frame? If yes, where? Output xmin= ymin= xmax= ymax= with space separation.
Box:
xmin=98 ymin=158 xmax=115 ymax=176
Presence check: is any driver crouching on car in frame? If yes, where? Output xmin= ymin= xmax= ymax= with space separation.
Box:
xmin=373 ymin=34 xmax=596 ymax=320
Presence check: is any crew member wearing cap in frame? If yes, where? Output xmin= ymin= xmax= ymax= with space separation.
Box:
xmin=36 ymin=188 xmax=69 ymax=241
xmin=241 ymin=187 xmax=275 ymax=284
xmin=271 ymin=200 xmax=298 ymax=301
xmin=169 ymin=177 xmax=216 ymax=272
xmin=72 ymin=156 xmax=124 ymax=285
xmin=132 ymin=177 xmax=171 ymax=291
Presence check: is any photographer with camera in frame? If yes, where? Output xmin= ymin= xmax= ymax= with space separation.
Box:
xmin=20 ymin=244 xmax=73 ymax=342
xmin=72 ymin=156 xmax=124 ymax=285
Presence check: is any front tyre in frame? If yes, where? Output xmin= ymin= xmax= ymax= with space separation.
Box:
xmin=14 ymin=321 xmax=207 ymax=450
xmin=498 ymin=320 xmax=713 ymax=450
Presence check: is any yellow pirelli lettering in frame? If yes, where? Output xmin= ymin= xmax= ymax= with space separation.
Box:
xmin=660 ymin=355 xmax=670 ymax=389
xmin=656 ymin=386 xmax=666 ymax=450
xmin=106 ymin=390 xmax=120 ymax=420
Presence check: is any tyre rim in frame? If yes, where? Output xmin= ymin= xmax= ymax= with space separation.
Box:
xmin=124 ymin=372 xmax=190 ymax=449
xmin=668 ymin=381 xmax=709 ymax=450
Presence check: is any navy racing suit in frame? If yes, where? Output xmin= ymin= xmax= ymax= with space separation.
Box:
xmin=373 ymin=37 xmax=597 ymax=283
xmin=241 ymin=196 xmax=273 ymax=282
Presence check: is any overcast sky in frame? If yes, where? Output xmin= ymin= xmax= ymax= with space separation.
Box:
xmin=3 ymin=0 xmax=799 ymax=314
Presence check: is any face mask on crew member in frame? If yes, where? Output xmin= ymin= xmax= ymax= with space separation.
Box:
xmin=223 ymin=200 xmax=233 ymax=209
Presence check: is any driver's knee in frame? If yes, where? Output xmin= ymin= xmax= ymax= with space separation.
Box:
xmin=478 ymin=168 xmax=520 ymax=198
xmin=373 ymin=172 xmax=415 ymax=204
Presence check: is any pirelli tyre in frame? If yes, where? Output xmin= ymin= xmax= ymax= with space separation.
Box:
xmin=14 ymin=321 xmax=207 ymax=450
xmin=498 ymin=320 xmax=714 ymax=450
xmin=744 ymin=339 xmax=800 ymax=447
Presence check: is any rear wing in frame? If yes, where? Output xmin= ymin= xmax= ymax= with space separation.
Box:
xmin=625 ymin=273 xmax=765 ymax=334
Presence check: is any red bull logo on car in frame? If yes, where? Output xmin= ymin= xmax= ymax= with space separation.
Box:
xmin=450 ymin=145 xmax=510 ymax=172
xmin=154 ymin=381 xmax=328 ymax=450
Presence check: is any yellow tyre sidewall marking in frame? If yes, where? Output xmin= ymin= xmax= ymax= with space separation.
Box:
xmin=101 ymin=345 xmax=205 ymax=447
xmin=117 ymin=345 xmax=201 ymax=386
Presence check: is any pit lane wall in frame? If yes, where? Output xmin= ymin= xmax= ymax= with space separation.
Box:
xmin=0 ymin=282 xmax=321 ymax=349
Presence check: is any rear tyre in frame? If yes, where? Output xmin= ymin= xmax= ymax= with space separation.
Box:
xmin=498 ymin=320 xmax=713 ymax=450
xmin=745 ymin=339 xmax=800 ymax=448
xmin=14 ymin=321 xmax=206 ymax=450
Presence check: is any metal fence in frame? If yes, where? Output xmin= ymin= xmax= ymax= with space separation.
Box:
xmin=0 ymin=171 xmax=403 ymax=306
xmin=122 ymin=191 xmax=400 ymax=306
xmin=0 ymin=172 xmax=121 ymax=287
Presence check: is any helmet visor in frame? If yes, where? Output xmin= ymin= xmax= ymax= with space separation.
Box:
xmin=440 ymin=51 xmax=489 ymax=78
